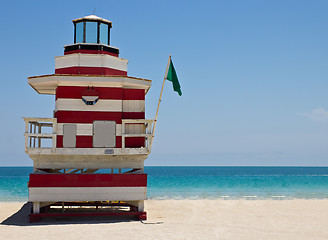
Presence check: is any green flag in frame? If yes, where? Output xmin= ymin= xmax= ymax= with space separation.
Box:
xmin=166 ymin=59 xmax=182 ymax=96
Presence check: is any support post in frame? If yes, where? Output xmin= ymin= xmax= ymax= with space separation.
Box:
xmin=138 ymin=200 xmax=144 ymax=212
xmin=33 ymin=202 xmax=40 ymax=214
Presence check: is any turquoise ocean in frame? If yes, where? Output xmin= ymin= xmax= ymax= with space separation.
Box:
xmin=1 ymin=167 xmax=328 ymax=201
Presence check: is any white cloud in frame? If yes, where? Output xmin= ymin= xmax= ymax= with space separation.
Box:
xmin=302 ymin=108 xmax=328 ymax=122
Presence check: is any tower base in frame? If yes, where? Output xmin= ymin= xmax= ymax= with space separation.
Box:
xmin=29 ymin=201 xmax=147 ymax=223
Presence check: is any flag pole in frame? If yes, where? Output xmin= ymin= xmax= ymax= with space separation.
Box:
xmin=149 ymin=55 xmax=171 ymax=151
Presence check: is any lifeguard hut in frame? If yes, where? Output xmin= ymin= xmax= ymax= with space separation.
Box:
xmin=23 ymin=15 xmax=154 ymax=222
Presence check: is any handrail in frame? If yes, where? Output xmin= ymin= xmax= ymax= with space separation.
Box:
xmin=22 ymin=117 xmax=57 ymax=151
xmin=23 ymin=118 xmax=154 ymax=153
xmin=121 ymin=119 xmax=154 ymax=152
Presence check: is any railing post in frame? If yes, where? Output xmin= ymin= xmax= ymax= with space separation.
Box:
xmin=33 ymin=123 xmax=36 ymax=148
xmin=52 ymin=119 xmax=57 ymax=151
xmin=38 ymin=123 xmax=41 ymax=148
xmin=122 ymin=121 xmax=125 ymax=149
xmin=29 ymin=123 xmax=32 ymax=148
xmin=24 ymin=120 xmax=28 ymax=133
xmin=147 ymin=120 xmax=154 ymax=152
xmin=24 ymin=120 xmax=28 ymax=151
xmin=23 ymin=118 xmax=57 ymax=151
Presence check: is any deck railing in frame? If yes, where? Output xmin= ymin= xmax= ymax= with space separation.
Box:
xmin=23 ymin=118 xmax=154 ymax=153
xmin=121 ymin=119 xmax=154 ymax=152
xmin=23 ymin=118 xmax=57 ymax=151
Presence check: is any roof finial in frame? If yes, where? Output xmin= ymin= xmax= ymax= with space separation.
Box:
xmin=93 ymin=8 xmax=96 ymax=15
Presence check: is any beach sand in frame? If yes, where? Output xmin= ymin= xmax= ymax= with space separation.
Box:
xmin=0 ymin=200 xmax=327 ymax=240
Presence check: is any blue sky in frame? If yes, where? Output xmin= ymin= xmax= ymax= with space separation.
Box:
xmin=1 ymin=0 xmax=328 ymax=166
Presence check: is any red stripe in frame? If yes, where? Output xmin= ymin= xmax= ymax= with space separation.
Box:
xmin=29 ymin=174 xmax=147 ymax=187
xmin=123 ymin=89 xmax=145 ymax=100
xmin=64 ymin=49 xmax=119 ymax=57
xmin=30 ymin=211 xmax=146 ymax=222
xmin=55 ymin=67 xmax=127 ymax=76
xmin=56 ymin=136 xmax=144 ymax=148
xmin=125 ymin=137 xmax=145 ymax=148
xmin=56 ymin=86 xmax=123 ymax=100
xmin=56 ymin=136 xmax=123 ymax=148
xmin=55 ymin=111 xmax=145 ymax=123
xmin=55 ymin=111 xmax=122 ymax=123
xmin=55 ymin=87 xmax=145 ymax=100
xmin=122 ymin=112 xmax=145 ymax=119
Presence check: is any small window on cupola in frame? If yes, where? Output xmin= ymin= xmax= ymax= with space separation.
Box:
xmin=99 ymin=23 xmax=109 ymax=45
xmin=76 ymin=22 xmax=84 ymax=43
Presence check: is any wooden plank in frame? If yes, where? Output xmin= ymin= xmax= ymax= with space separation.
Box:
xmin=29 ymin=187 xmax=147 ymax=201
xmin=22 ymin=117 xmax=56 ymax=122
xmin=25 ymin=133 xmax=55 ymax=138
xmin=30 ymin=211 xmax=147 ymax=223
xmin=56 ymin=135 xmax=123 ymax=148
xmin=64 ymin=49 xmax=119 ymax=57
xmin=55 ymin=54 xmax=128 ymax=71
xmin=29 ymin=153 xmax=148 ymax=169
xmin=121 ymin=134 xmax=151 ymax=137
xmin=28 ymin=174 xmax=147 ymax=188
xmin=122 ymin=100 xmax=145 ymax=113
xmin=27 ymin=146 xmax=149 ymax=156
xmin=55 ymin=67 xmax=127 ymax=76
xmin=122 ymin=112 xmax=145 ymax=119
xmin=122 ymin=119 xmax=153 ymax=124
xmin=56 ymin=86 xmax=123 ymax=100
xmin=47 ymin=135 xmax=144 ymax=148
xmin=55 ymin=99 xmax=122 ymax=112
xmin=57 ymin=123 xmax=123 ymax=136
xmin=55 ymin=111 xmax=123 ymax=124
xmin=123 ymin=89 xmax=145 ymax=100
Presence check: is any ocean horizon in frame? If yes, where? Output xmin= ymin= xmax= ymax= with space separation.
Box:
xmin=1 ymin=166 xmax=328 ymax=201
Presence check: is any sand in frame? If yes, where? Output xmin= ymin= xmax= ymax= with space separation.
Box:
xmin=0 ymin=200 xmax=328 ymax=240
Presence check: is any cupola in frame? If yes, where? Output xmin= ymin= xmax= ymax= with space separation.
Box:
xmin=64 ymin=15 xmax=119 ymax=56
xmin=73 ymin=15 xmax=112 ymax=45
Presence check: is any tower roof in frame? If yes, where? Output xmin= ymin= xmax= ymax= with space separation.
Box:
xmin=73 ymin=15 xmax=112 ymax=25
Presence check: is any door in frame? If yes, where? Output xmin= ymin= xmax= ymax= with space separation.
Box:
xmin=63 ymin=124 xmax=76 ymax=148
xmin=93 ymin=121 xmax=116 ymax=147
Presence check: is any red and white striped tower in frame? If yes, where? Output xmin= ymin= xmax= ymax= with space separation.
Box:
xmin=23 ymin=15 xmax=154 ymax=222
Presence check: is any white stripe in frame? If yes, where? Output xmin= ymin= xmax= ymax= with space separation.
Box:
xmin=123 ymin=100 xmax=145 ymax=112
xmin=55 ymin=99 xmax=145 ymax=112
xmin=29 ymin=187 xmax=147 ymax=202
xmin=57 ymin=123 xmax=92 ymax=136
xmin=55 ymin=54 xmax=128 ymax=72
xmin=124 ymin=124 xmax=145 ymax=135
xmin=56 ymin=123 xmax=145 ymax=136
xmin=55 ymin=99 xmax=122 ymax=112
xmin=57 ymin=123 xmax=121 ymax=136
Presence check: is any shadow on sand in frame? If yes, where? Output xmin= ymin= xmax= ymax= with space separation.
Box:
xmin=1 ymin=202 xmax=138 ymax=226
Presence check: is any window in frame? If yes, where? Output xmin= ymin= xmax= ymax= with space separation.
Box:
xmin=82 ymin=96 xmax=99 ymax=105
xmin=74 ymin=21 xmax=110 ymax=44
xmin=76 ymin=22 xmax=84 ymax=43
xmin=85 ymin=22 xmax=98 ymax=43
xmin=99 ymin=23 xmax=109 ymax=45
